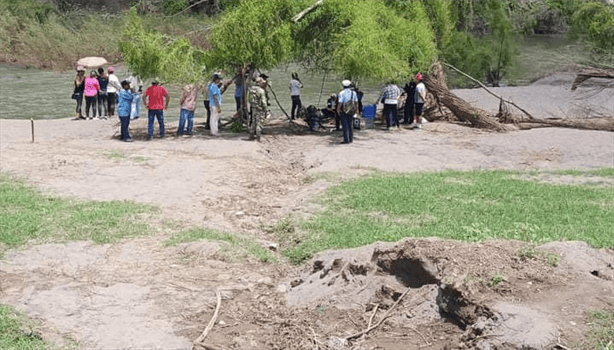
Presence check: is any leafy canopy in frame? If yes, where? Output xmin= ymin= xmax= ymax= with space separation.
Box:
xmin=119 ymin=8 xmax=208 ymax=83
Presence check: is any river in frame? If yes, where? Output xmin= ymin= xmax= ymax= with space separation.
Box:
xmin=0 ymin=63 xmax=385 ymax=121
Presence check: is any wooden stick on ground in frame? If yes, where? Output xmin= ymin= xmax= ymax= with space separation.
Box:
xmin=194 ymin=288 xmax=222 ymax=346
xmin=345 ymin=286 xmax=412 ymax=341
xmin=293 ymin=0 xmax=324 ymax=23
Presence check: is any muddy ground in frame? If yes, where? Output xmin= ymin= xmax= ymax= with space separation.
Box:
xmin=1 ymin=76 xmax=613 ymax=349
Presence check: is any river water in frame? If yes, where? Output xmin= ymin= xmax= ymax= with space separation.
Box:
xmin=0 ymin=63 xmax=384 ymax=121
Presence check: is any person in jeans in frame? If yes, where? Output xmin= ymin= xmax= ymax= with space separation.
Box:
xmin=378 ymin=80 xmax=401 ymax=130
xmin=289 ymin=72 xmax=302 ymax=120
xmin=84 ymin=70 xmax=100 ymax=119
xmin=97 ymin=67 xmax=109 ymax=119
xmin=107 ymin=66 xmax=121 ymax=117
xmin=336 ymin=80 xmax=357 ymax=144
xmin=144 ymin=79 xmax=170 ymax=140
xmin=73 ymin=65 xmax=86 ymax=119
xmin=177 ymin=84 xmax=198 ymax=136
xmin=117 ymin=80 xmax=136 ymax=142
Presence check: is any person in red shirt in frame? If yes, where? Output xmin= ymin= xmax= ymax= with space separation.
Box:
xmin=145 ymin=79 xmax=170 ymax=140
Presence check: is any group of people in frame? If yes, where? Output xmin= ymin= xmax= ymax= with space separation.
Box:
xmin=72 ymin=65 xmax=427 ymax=143
xmin=305 ymin=73 xmax=427 ymax=144
xmin=378 ymin=73 xmax=427 ymax=130
xmin=73 ymin=66 xmax=122 ymax=120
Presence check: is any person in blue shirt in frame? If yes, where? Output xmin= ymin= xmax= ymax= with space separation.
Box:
xmin=208 ymin=73 xmax=223 ymax=136
xmin=336 ymin=80 xmax=358 ymax=144
xmin=117 ymin=80 xmax=137 ymax=142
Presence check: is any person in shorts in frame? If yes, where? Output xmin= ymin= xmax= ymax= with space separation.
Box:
xmin=414 ymin=73 xmax=427 ymax=129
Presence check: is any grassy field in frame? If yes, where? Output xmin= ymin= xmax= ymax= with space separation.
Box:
xmin=0 ymin=174 xmax=157 ymax=250
xmin=278 ymin=169 xmax=614 ymax=263
xmin=0 ymin=304 xmax=47 ymax=350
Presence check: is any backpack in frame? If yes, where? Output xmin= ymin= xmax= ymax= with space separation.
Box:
xmin=342 ymin=91 xmax=357 ymax=115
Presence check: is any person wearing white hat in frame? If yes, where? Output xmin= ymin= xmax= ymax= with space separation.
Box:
xmin=336 ymin=80 xmax=358 ymax=144
xmin=107 ymin=66 xmax=121 ymax=117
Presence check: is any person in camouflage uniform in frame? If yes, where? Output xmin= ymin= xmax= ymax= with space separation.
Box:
xmin=248 ymin=77 xmax=268 ymax=141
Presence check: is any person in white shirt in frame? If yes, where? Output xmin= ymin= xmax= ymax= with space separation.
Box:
xmin=107 ymin=67 xmax=122 ymax=117
xmin=289 ymin=72 xmax=302 ymax=120
xmin=414 ymin=73 xmax=427 ymax=128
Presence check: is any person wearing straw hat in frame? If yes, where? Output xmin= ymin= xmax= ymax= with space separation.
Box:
xmin=73 ymin=65 xmax=86 ymax=120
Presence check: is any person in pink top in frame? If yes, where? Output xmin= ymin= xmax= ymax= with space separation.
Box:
xmin=84 ymin=70 xmax=100 ymax=119
xmin=145 ymin=79 xmax=170 ymax=140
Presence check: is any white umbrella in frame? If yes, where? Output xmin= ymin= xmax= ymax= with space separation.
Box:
xmin=77 ymin=57 xmax=108 ymax=69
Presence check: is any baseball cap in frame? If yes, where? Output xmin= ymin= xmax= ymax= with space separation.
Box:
xmin=342 ymin=80 xmax=351 ymax=87
xmin=76 ymin=65 xmax=85 ymax=72
xmin=108 ymin=66 xmax=115 ymax=73
xmin=415 ymin=73 xmax=423 ymax=81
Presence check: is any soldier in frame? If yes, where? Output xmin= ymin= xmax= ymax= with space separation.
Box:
xmin=248 ymin=77 xmax=268 ymax=141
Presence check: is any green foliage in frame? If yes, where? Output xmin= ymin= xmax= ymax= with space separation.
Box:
xmin=280 ymin=169 xmax=614 ymax=263
xmin=571 ymin=2 xmax=614 ymax=56
xmin=488 ymin=273 xmax=505 ymax=287
xmin=0 ymin=174 xmax=156 ymax=249
xmin=0 ymin=0 xmax=123 ymax=70
xmin=206 ymin=0 xmax=297 ymax=71
xmin=162 ymin=0 xmax=189 ymax=16
xmin=442 ymin=0 xmax=518 ymax=86
xmin=0 ymin=304 xmax=47 ymax=350
xmin=294 ymin=0 xmax=436 ymax=80
xmin=119 ymin=8 xmax=209 ymax=83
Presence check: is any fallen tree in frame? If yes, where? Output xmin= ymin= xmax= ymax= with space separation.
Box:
xmin=423 ymin=62 xmax=614 ymax=133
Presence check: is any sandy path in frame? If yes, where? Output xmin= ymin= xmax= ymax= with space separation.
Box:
xmin=2 ymin=117 xmax=612 ymax=233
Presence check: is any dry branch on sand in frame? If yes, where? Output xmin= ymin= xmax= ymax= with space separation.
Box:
xmin=424 ymin=63 xmax=614 ymax=133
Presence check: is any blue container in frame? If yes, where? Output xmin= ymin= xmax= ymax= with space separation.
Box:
xmin=362 ymin=104 xmax=376 ymax=128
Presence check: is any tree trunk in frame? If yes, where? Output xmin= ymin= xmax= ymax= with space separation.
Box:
xmin=424 ymin=63 xmax=515 ymax=132
xmin=571 ymin=68 xmax=614 ymax=90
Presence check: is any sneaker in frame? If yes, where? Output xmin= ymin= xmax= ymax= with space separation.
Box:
xmin=124 ymin=138 xmax=134 ymax=142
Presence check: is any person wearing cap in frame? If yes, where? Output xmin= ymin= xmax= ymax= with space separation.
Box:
xmin=84 ymin=70 xmax=100 ymax=119
xmin=336 ymin=80 xmax=358 ymax=144
xmin=208 ymin=73 xmax=223 ymax=136
xmin=107 ymin=66 xmax=121 ymax=117
xmin=378 ymin=79 xmax=402 ymax=130
xmin=117 ymin=80 xmax=137 ymax=142
xmin=73 ymin=65 xmax=86 ymax=119
xmin=289 ymin=72 xmax=302 ymax=120
xmin=248 ymin=77 xmax=267 ymax=141
xmin=145 ymin=79 xmax=170 ymax=140
xmin=413 ymin=73 xmax=427 ymax=129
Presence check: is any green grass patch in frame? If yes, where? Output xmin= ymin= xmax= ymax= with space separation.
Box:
xmin=0 ymin=304 xmax=47 ymax=350
xmin=165 ymin=227 xmax=278 ymax=263
xmin=281 ymin=169 xmax=614 ymax=263
xmin=0 ymin=174 xmax=156 ymax=249
xmin=587 ymin=309 xmax=614 ymax=350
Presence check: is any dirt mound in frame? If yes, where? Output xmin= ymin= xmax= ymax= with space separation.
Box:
xmin=284 ymin=238 xmax=614 ymax=349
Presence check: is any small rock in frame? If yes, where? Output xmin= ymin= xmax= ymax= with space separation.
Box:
xmin=219 ymin=320 xmax=226 ymax=325
xmin=276 ymin=284 xmax=287 ymax=293
xmin=235 ymin=211 xmax=245 ymax=217
xmin=257 ymin=277 xmax=273 ymax=285
xmin=267 ymin=243 xmax=278 ymax=251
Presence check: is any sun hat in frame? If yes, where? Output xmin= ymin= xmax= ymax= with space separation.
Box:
xmin=342 ymin=79 xmax=351 ymax=87
xmin=108 ymin=66 xmax=115 ymax=73
xmin=415 ymin=73 xmax=423 ymax=81
xmin=76 ymin=65 xmax=85 ymax=72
